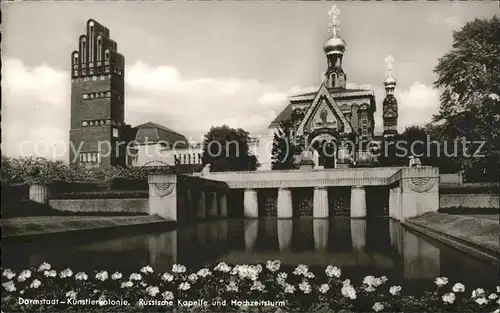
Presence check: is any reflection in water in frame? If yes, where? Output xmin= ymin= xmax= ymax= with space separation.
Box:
xmin=313 ymin=220 xmax=328 ymax=251
xmin=3 ymin=218 xmax=498 ymax=291
xmin=277 ymin=220 xmax=292 ymax=251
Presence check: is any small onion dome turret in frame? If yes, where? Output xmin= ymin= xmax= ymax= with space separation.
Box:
xmin=384 ymin=75 xmax=396 ymax=87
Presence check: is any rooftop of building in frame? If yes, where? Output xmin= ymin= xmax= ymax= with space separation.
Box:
xmin=133 ymin=122 xmax=189 ymax=148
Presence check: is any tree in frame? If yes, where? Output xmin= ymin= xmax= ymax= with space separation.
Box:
xmin=201 ymin=125 xmax=259 ymax=172
xmin=376 ymin=126 xmax=460 ymax=173
xmin=271 ymin=109 xmax=305 ymax=170
xmin=431 ymin=16 xmax=500 ymax=182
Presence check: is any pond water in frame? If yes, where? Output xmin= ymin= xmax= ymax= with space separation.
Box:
xmin=3 ymin=218 xmax=498 ymax=292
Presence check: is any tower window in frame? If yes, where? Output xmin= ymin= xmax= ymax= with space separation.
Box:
xmin=82 ymin=121 xmax=88 ymax=127
xmin=92 ymin=75 xmax=97 ymax=81
xmin=100 ymin=75 xmax=106 ymax=80
xmin=106 ymin=91 xmax=111 ymax=97
xmin=83 ymin=94 xmax=89 ymax=99
xmin=112 ymin=128 xmax=118 ymax=138
xmin=104 ymin=50 xmax=110 ymax=61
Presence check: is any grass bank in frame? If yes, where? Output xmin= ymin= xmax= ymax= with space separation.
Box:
xmin=1 ymin=215 xmax=175 ymax=244
xmin=404 ymin=212 xmax=499 ymax=265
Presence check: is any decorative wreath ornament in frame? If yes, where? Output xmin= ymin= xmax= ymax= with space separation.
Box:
xmin=152 ymin=183 xmax=175 ymax=197
xmin=408 ymin=177 xmax=437 ymax=193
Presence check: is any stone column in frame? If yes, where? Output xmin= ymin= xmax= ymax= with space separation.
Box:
xmin=29 ymin=184 xmax=50 ymax=204
xmin=313 ymin=187 xmax=329 ymax=218
xmin=209 ymin=191 xmax=218 ymax=217
xmin=277 ymin=219 xmax=293 ymax=251
xmin=350 ymin=186 xmax=367 ymax=218
xmin=313 ymin=219 xmax=328 ymax=250
xmin=197 ymin=190 xmax=206 ymax=220
xmin=243 ymin=189 xmax=259 ymax=218
xmin=219 ymin=192 xmax=228 ymax=218
xmin=148 ymin=174 xmax=177 ymax=221
xmin=277 ymin=188 xmax=293 ymax=218
xmin=244 ymin=220 xmax=258 ymax=250
xmin=350 ymin=219 xmax=367 ymax=250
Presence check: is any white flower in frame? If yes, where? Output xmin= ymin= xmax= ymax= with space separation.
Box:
xmin=59 ymin=268 xmax=73 ymax=279
xmin=497 ymin=286 xmax=500 ymax=293
xmin=372 ymin=302 xmax=384 ymax=312
xmin=121 ymin=281 xmax=133 ymax=288
xmin=341 ymin=285 xmax=357 ymax=300
xmin=434 ymin=277 xmax=449 ymax=287
xmin=284 ymin=283 xmax=295 ymax=294
xmin=214 ymin=262 xmax=232 ymax=273
xmin=299 ymin=281 xmax=312 ymax=294
xmin=172 ymin=264 xmax=187 ymax=274
xmin=140 ymin=282 xmax=147 ymax=287
xmin=342 ymin=279 xmax=351 ymax=287
xmin=472 ymin=288 xmax=485 ymax=298
xmin=161 ymin=273 xmax=174 ymax=282
xmin=488 ymin=293 xmax=498 ymax=300
xmin=2 ymin=269 xmax=16 ymax=280
xmin=37 ymin=262 xmax=51 ymax=272
xmin=20 ymin=290 xmax=25 ymax=294
xmin=226 ymin=281 xmax=238 ymax=292
xmin=129 ymin=273 xmax=142 ymax=281
xmin=140 ymin=265 xmax=154 ymax=274
xmin=146 ymin=286 xmax=160 ymax=297
xmin=250 ymin=281 xmax=265 ymax=292
xmin=17 ymin=270 xmax=32 ymax=282
xmin=276 ymin=272 xmax=287 ymax=286
xmin=492 ymin=309 xmax=500 ymax=313
xmin=363 ymin=276 xmax=376 ymax=285
xmin=304 ymin=272 xmax=315 ymax=279
xmin=2 ymin=281 xmax=16 ymax=292
xmin=196 ymin=268 xmax=212 ymax=277
xmin=364 ymin=285 xmax=376 ymax=292
xmin=475 ymin=297 xmax=488 ymax=305
xmin=95 ymin=271 xmax=108 ymax=281
xmin=75 ymin=272 xmax=88 ymax=281
xmin=44 ymin=270 xmax=57 ymax=277
xmin=442 ymin=292 xmax=456 ymax=304
xmin=178 ymin=282 xmax=191 ymax=291
xmin=389 ymin=285 xmax=402 ymax=296
xmin=162 ymin=291 xmax=174 ymax=300
xmin=325 ymin=265 xmax=341 ymax=278
xmin=318 ymin=284 xmax=330 ymax=294
xmin=65 ymin=291 xmax=78 ymax=300
xmin=380 ymin=276 xmax=388 ymax=283
xmin=30 ymin=279 xmax=41 ymax=289
xmin=452 ymin=283 xmax=465 ymax=293
xmin=266 ymin=260 xmax=281 ymax=272
xmin=292 ymin=264 xmax=309 ymax=276
xmin=188 ymin=274 xmax=198 ymax=282
xmin=111 ymin=272 xmax=122 ymax=280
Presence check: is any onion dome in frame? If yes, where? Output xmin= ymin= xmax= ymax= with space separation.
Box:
xmin=384 ymin=75 xmax=396 ymax=87
xmin=323 ymin=34 xmax=346 ymax=55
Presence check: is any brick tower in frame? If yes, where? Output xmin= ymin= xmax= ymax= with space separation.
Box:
xmin=69 ymin=19 xmax=127 ymax=168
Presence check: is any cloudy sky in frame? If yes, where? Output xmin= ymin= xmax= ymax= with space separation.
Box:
xmin=2 ymin=1 xmax=498 ymax=159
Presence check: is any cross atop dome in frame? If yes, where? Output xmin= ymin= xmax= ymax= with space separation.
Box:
xmin=328 ymin=5 xmax=341 ymax=37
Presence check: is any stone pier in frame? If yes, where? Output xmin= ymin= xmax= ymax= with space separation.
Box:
xmin=313 ymin=187 xmax=329 ymax=218
xmin=350 ymin=186 xmax=366 ymax=218
xmin=277 ymin=188 xmax=293 ymax=218
xmin=244 ymin=189 xmax=259 ymax=218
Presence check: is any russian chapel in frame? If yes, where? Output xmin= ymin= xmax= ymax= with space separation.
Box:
xmin=269 ymin=6 xmax=399 ymax=168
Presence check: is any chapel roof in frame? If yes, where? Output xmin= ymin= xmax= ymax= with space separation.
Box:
xmin=269 ymin=87 xmax=375 ymax=128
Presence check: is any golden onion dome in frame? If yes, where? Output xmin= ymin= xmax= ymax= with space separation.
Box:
xmin=323 ymin=34 xmax=346 ymax=55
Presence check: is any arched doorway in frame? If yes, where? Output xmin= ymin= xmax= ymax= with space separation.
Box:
xmin=308 ymin=129 xmax=339 ymax=169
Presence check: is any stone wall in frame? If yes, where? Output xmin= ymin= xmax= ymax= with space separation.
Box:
xmin=49 ymin=198 xmax=148 ymax=213
xmin=440 ymin=193 xmax=500 ymax=209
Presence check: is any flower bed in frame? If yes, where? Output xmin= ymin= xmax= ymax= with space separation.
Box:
xmin=2 ymin=262 xmax=500 ymax=313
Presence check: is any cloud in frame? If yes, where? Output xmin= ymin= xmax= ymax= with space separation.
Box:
xmin=2 ymin=58 xmax=440 ymax=161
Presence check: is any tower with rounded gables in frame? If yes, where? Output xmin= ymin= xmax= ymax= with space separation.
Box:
xmin=69 ymin=19 xmax=127 ymax=168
